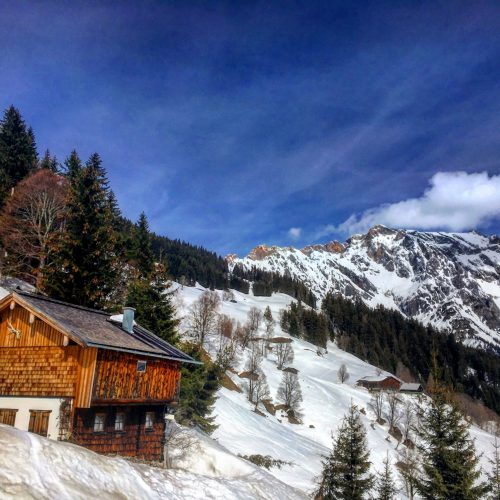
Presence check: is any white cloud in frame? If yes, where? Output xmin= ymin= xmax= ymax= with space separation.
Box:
xmin=288 ymin=227 xmax=302 ymax=239
xmin=335 ymin=171 xmax=500 ymax=235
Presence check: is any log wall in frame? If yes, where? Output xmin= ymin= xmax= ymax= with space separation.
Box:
xmin=72 ymin=406 xmax=165 ymax=461
xmin=92 ymin=350 xmax=180 ymax=404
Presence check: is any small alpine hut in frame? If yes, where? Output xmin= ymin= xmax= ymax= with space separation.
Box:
xmin=399 ymin=382 xmax=424 ymax=394
xmin=0 ymin=291 xmax=198 ymax=461
xmin=356 ymin=374 xmax=402 ymax=391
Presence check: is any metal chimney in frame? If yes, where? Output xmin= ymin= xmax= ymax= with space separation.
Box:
xmin=122 ymin=307 xmax=135 ymax=333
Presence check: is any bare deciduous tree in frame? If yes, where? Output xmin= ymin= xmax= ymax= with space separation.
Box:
xmin=337 ymin=363 xmax=350 ymax=383
xmin=400 ymin=400 xmax=415 ymax=447
xmin=275 ymin=342 xmax=294 ymax=370
xmin=370 ymin=391 xmax=385 ymax=423
xmin=236 ymin=322 xmax=253 ymax=348
xmin=386 ymin=392 xmax=401 ymax=431
xmin=164 ymin=420 xmax=199 ymax=469
xmin=277 ymin=371 xmax=303 ymax=414
xmin=222 ymin=289 xmax=235 ymax=302
xmin=0 ymin=169 xmax=67 ymax=288
xmin=245 ymin=348 xmax=263 ymax=403
xmin=247 ymin=306 xmax=263 ymax=336
xmin=251 ymin=371 xmax=270 ymax=411
xmin=188 ymin=291 xmax=220 ymax=347
xmin=215 ymin=315 xmax=239 ymax=372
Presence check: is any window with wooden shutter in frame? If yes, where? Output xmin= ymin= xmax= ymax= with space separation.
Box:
xmin=0 ymin=409 xmax=18 ymax=426
xmin=28 ymin=410 xmax=51 ymax=437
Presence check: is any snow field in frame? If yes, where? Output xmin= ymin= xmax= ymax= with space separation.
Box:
xmin=177 ymin=283 xmax=498 ymax=497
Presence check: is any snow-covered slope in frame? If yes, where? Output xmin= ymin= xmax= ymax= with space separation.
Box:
xmin=176 ymin=284 xmax=496 ymax=497
xmin=0 ymin=423 xmax=306 ymax=499
xmin=228 ymin=225 xmax=500 ymax=349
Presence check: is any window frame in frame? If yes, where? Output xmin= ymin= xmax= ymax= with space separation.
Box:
xmin=114 ymin=412 xmax=125 ymax=432
xmin=137 ymin=360 xmax=147 ymax=373
xmin=93 ymin=412 xmax=106 ymax=433
xmin=145 ymin=411 xmax=155 ymax=431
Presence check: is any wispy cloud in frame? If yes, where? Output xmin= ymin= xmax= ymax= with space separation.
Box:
xmin=288 ymin=227 xmax=302 ymax=240
xmin=332 ymin=171 xmax=500 ymax=235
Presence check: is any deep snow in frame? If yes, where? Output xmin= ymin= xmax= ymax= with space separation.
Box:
xmin=0 ymin=423 xmax=306 ymax=499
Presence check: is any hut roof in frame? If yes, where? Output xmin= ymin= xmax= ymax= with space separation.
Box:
xmin=1 ymin=291 xmax=198 ymax=364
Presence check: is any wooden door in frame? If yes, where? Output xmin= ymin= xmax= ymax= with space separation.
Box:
xmin=28 ymin=410 xmax=51 ymax=437
xmin=0 ymin=409 xmax=17 ymax=426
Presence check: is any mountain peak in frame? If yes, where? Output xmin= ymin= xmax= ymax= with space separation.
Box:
xmin=228 ymin=226 xmax=500 ymax=350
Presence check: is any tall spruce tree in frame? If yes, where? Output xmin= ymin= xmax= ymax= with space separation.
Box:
xmin=39 ymin=149 xmax=59 ymax=172
xmin=44 ymin=152 xmax=117 ymax=308
xmin=489 ymin=438 xmax=500 ymax=500
xmin=317 ymin=403 xmax=374 ymax=499
xmin=415 ymin=387 xmax=490 ymax=499
xmin=376 ymin=454 xmax=398 ymax=500
xmin=0 ymin=106 xmax=38 ymax=204
xmin=126 ymin=213 xmax=178 ymax=344
xmin=126 ymin=262 xmax=179 ymax=345
xmin=135 ymin=212 xmax=155 ymax=278
xmin=176 ymin=343 xmax=220 ymax=434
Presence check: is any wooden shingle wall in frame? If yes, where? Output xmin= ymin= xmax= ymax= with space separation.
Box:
xmin=73 ymin=406 xmax=165 ymax=461
xmin=0 ymin=346 xmax=79 ymax=396
xmin=93 ymin=350 xmax=180 ymax=404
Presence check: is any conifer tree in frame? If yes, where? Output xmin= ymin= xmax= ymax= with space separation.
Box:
xmin=376 ymin=454 xmax=398 ymax=500
xmin=135 ymin=212 xmax=155 ymax=279
xmin=44 ymin=152 xmax=117 ymax=308
xmin=415 ymin=387 xmax=490 ymax=499
xmin=39 ymin=149 xmax=59 ymax=172
xmin=317 ymin=403 xmax=374 ymax=499
xmin=264 ymin=306 xmax=273 ymax=324
xmin=488 ymin=437 xmax=500 ymax=500
xmin=126 ymin=262 xmax=179 ymax=345
xmin=0 ymin=106 xmax=38 ymax=204
xmin=176 ymin=343 xmax=220 ymax=434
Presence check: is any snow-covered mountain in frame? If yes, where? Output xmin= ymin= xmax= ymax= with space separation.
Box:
xmin=228 ymin=225 xmax=500 ymax=349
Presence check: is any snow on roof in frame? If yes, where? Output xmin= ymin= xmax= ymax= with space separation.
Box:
xmin=400 ymin=383 xmax=422 ymax=391
xmin=358 ymin=375 xmax=400 ymax=383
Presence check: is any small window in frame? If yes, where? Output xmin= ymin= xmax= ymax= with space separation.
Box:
xmin=115 ymin=412 xmax=125 ymax=431
xmin=28 ymin=410 xmax=51 ymax=437
xmin=0 ymin=409 xmax=18 ymax=426
xmin=93 ymin=413 xmax=106 ymax=433
xmin=145 ymin=411 xmax=155 ymax=430
xmin=137 ymin=360 xmax=147 ymax=373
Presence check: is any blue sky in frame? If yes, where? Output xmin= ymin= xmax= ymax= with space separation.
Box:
xmin=1 ymin=1 xmax=500 ymax=255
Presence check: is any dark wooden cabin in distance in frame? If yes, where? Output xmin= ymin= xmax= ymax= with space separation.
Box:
xmin=356 ymin=374 xmax=402 ymax=391
xmin=0 ymin=291 xmax=198 ymax=461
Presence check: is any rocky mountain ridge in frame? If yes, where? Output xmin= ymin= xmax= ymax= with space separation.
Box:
xmin=228 ymin=225 xmax=500 ymax=350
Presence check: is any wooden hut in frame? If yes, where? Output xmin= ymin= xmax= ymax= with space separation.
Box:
xmin=0 ymin=291 xmax=198 ymax=461
xmin=356 ymin=375 xmax=402 ymax=391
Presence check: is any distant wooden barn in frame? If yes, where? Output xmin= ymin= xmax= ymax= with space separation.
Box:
xmin=356 ymin=375 xmax=402 ymax=391
xmin=400 ymin=382 xmax=424 ymax=393
xmin=0 ymin=291 xmax=198 ymax=461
